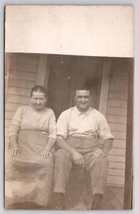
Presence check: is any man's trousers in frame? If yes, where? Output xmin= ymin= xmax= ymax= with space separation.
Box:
xmin=54 ymin=149 xmax=108 ymax=195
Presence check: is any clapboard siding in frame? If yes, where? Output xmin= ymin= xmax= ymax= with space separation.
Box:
xmin=109 ymin=162 xmax=125 ymax=170
xmin=8 ymin=78 xmax=36 ymax=89
xmin=108 ymin=90 xmax=128 ymax=100
xmin=111 ymin=74 xmax=128 ymax=83
xmin=109 ymin=123 xmax=127 ymax=132
xmin=7 ymin=94 xmax=30 ymax=104
xmin=5 ymin=111 xmax=16 ymax=120
xmin=10 ymin=53 xmax=39 ymax=64
xmin=107 ymin=155 xmax=125 ymax=163
xmin=5 ymin=53 xmax=40 ymax=145
xmin=109 ymin=148 xmax=126 ymax=156
xmin=107 ymin=99 xmax=127 ymax=108
xmin=8 ymin=87 xmax=31 ymax=97
xmin=10 ymin=70 xmax=37 ymax=81
xmin=109 ymin=82 xmax=128 ymax=92
xmin=106 ymin=59 xmax=128 ymax=187
xmin=10 ymin=61 xmax=39 ymax=73
xmin=113 ymin=140 xmax=126 ymax=149
xmin=108 ymin=169 xmax=125 ymax=177
xmin=107 ymin=176 xmax=125 ymax=186
xmin=107 ymin=106 xmax=127 ymax=116
xmin=5 ymin=119 xmax=12 ymax=129
xmin=5 ymin=103 xmax=26 ymax=111
xmin=112 ymin=131 xmax=126 ymax=140
xmin=107 ymin=115 xmax=127 ymax=124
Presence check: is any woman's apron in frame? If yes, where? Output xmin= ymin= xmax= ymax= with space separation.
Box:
xmin=5 ymin=130 xmax=54 ymax=208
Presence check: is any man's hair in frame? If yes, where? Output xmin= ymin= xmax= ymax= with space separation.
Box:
xmin=75 ymin=86 xmax=91 ymax=95
xmin=30 ymin=85 xmax=48 ymax=98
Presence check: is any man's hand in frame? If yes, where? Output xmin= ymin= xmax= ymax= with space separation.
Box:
xmin=40 ymin=150 xmax=52 ymax=158
xmin=92 ymin=149 xmax=106 ymax=158
xmin=9 ymin=146 xmax=20 ymax=157
xmin=72 ymin=151 xmax=84 ymax=165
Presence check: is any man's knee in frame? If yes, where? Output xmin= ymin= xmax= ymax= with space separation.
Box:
xmin=90 ymin=157 xmax=108 ymax=168
xmin=55 ymin=149 xmax=71 ymax=161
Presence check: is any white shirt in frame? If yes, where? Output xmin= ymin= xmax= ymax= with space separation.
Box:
xmin=57 ymin=106 xmax=114 ymax=144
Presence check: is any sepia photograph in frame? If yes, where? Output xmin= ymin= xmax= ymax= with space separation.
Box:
xmin=4 ymin=5 xmax=134 ymax=210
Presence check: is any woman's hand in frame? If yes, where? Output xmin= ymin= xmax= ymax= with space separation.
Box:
xmin=9 ymin=145 xmax=20 ymax=157
xmin=40 ymin=149 xmax=52 ymax=158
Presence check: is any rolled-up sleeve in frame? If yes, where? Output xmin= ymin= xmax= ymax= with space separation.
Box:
xmin=48 ymin=111 xmax=57 ymax=140
xmin=97 ymin=113 xmax=114 ymax=144
xmin=9 ymin=106 xmax=24 ymax=137
xmin=57 ymin=111 xmax=69 ymax=139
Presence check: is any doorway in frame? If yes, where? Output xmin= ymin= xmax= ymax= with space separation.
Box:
xmin=47 ymin=55 xmax=103 ymax=119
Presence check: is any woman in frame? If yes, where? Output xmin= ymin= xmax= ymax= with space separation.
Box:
xmin=5 ymin=85 xmax=57 ymax=209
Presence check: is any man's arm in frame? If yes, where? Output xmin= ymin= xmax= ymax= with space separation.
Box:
xmin=102 ymin=138 xmax=113 ymax=155
xmin=93 ymin=139 xmax=113 ymax=158
xmin=57 ymin=136 xmax=85 ymax=165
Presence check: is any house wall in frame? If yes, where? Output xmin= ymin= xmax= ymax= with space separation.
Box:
xmin=5 ymin=53 xmax=40 ymax=148
xmin=106 ymin=58 xmax=129 ymax=187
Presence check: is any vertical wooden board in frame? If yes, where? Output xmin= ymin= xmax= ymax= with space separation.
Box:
xmin=36 ymin=55 xmax=48 ymax=86
xmin=99 ymin=59 xmax=111 ymax=115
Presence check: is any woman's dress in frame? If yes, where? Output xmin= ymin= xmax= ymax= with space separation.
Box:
xmin=5 ymin=105 xmax=56 ymax=208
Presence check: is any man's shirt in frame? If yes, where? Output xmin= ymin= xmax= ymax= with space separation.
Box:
xmin=57 ymin=106 xmax=114 ymax=144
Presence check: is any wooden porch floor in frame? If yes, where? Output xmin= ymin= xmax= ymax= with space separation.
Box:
xmin=5 ymin=167 xmax=124 ymax=210
xmin=5 ymin=186 xmax=124 ymax=210
xmin=65 ymin=185 xmax=124 ymax=210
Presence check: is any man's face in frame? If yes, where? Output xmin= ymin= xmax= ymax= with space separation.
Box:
xmin=31 ymin=91 xmax=47 ymax=111
xmin=74 ymin=90 xmax=91 ymax=112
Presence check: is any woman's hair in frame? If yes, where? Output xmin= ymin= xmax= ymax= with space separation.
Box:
xmin=31 ymin=85 xmax=48 ymax=98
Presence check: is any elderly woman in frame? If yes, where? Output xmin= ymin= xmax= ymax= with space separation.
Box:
xmin=5 ymin=85 xmax=56 ymax=209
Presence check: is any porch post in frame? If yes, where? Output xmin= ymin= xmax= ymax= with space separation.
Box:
xmin=36 ymin=55 xmax=49 ymax=88
xmin=99 ymin=59 xmax=111 ymax=116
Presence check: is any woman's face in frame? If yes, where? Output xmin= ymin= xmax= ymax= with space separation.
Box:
xmin=30 ymin=91 xmax=47 ymax=111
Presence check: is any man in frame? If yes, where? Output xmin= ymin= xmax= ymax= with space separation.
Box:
xmin=53 ymin=87 xmax=114 ymax=210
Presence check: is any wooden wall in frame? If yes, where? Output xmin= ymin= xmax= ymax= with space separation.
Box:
xmin=5 ymin=53 xmax=40 ymax=148
xmin=106 ymin=58 xmax=129 ymax=187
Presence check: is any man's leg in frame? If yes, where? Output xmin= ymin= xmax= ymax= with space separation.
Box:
xmin=84 ymin=153 xmax=108 ymax=209
xmin=53 ymin=149 xmax=73 ymax=209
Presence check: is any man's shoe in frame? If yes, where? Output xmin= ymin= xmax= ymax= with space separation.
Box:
xmin=91 ymin=193 xmax=103 ymax=210
xmin=53 ymin=193 xmax=65 ymax=210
